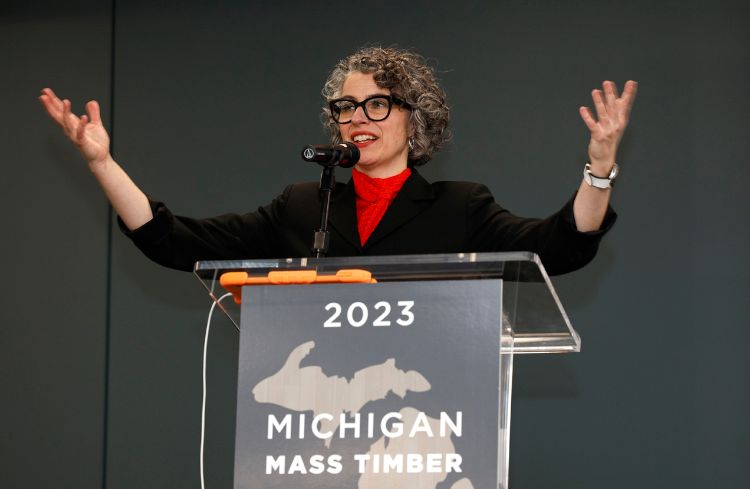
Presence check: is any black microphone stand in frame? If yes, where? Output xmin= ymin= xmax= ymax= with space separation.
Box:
xmin=312 ymin=153 xmax=341 ymax=258
xmin=302 ymin=142 xmax=358 ymax=258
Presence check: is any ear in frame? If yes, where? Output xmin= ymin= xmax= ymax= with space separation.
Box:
xmin=407 ymin=116 xmax=416 ymax=138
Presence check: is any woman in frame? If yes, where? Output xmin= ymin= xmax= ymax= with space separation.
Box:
xmin=39 ymin=47 xmax=636 ymax=275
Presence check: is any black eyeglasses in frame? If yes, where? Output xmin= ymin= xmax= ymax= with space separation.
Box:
xmin=329 ymin=95 xmax=411 ymax=124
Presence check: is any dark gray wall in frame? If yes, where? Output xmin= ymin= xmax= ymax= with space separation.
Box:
xmin=0 ymin=2 xmax=112 ymax=488
xmin=3 ymin=0 xmax=749 ymax=488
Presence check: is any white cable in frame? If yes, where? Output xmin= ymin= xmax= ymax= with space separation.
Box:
xmin=201 ymin=292 xmax=234 ymax=489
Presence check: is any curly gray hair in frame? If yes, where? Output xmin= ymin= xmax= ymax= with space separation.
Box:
xmin=321 ymin=47 xmax=450 ymax=166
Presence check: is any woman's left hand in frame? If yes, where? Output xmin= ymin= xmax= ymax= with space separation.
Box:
xmin=579 ymin=80 xmax=638 ymax=175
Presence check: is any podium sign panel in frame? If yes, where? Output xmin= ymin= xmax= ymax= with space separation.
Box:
xmin=234 ymin=280 xmax=501 ymax=489
xmin=195 ymin=252 xmax=581 ymax=489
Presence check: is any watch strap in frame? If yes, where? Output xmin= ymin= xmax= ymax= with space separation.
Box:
xmin=584 ymin=163 xmax=618 ymax=189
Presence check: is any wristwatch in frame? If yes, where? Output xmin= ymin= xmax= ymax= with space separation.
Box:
xmin=583 ymin=162 xmax=619 ymax=189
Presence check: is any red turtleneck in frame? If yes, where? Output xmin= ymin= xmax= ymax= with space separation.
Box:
xmin=351 ymin=167 xmax=412 ymax=245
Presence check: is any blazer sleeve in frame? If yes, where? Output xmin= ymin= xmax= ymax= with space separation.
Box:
xmin=466 ymin=184 xmax=617 ymax=275
xmin=118 ymin=186 xmax=293 ymax=271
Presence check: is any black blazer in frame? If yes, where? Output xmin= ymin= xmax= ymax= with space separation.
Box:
xmin=122 ymin=170 xmax=615 ymax=275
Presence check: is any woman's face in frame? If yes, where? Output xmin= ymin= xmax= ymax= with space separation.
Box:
xmin=337 ymin=72 xmax=411 ymax=178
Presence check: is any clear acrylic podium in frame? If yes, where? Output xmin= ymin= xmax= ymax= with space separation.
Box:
xmin=194 ymin=252 xmax=579 ymax=489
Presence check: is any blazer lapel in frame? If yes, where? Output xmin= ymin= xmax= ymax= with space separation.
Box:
xmin=328 ymin=177 xmax=362 ymax=251
xmin=363 ymin=169 xmax=436 ymax=249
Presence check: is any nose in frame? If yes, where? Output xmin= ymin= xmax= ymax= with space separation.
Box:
xmin=351 ymin=105 xmax=369 ymax=124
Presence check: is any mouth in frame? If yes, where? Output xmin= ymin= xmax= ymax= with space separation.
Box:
xmin=350 ymin=132 xmax=378 ymax=148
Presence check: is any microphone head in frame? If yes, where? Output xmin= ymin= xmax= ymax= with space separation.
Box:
xmin=301 ymin=143 xmax=360 ymax=167
xmin=301 ymin=145 xmax=329 ymax=163
xmin=335 ymin=142 xmax=359 ymax=168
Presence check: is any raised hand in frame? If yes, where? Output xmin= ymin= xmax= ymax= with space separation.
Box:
xmin=38 ymin=88 xmax=153 ymax=230
xmin=578 ymin=80 xmax=637 ymax=174
xmin=39 ymin=88 xmax=111 ymax=167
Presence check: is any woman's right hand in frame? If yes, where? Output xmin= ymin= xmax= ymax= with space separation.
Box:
xmin=38 ymin=88 xmax=154 ymax=230
xmin=39 ymin=88 xmax=111 ymax=169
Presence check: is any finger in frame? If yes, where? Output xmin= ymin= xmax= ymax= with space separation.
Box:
xmin=61 ymin=99 xmax=71 ymax=129
xmin=579 ymin=106 xmax=598 ymax=132
xmin=39 ymin=90 xmax=65 ymax=123
xmin=62 ymin=99 xmax=80 ymax=136
xmin=42 ymin=87 xmax=59 ymax=100
xmin=603 ymin=80 xmax=618 ymax=109
xmin=620 ymin=80 xmax=638 ymax=116
xmin=592 ymin=89 xmax=609 ymax=122
xmin=39 ymin=94 xmax=61 ymax=122
xmin=77 ymin=114 xmax=89 ymax=142
xmin=86 ymin=100 xmax=102 ymax=124
xmin=41 ymin=87 xmax=60 ymax=104
xmin=41 ymin=88 xmax=65 ymax=113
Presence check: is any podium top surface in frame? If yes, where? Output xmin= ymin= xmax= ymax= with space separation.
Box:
xmin=194 ymin=252 xmax=580 ymax=353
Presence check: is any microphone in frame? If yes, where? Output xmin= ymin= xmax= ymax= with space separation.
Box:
xmin=301 ymin=142 xmax=360 ymax=168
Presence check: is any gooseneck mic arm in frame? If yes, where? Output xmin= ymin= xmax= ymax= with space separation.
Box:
xmin=301 ymin=142 xmax=360 ymax=257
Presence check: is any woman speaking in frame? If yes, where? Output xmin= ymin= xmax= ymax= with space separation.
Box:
xmin=39 ymin=47 xmax=636 ymax=275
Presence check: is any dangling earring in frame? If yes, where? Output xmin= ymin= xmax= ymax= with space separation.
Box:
xmin=408 ymin=137 xmax=415 ymax=151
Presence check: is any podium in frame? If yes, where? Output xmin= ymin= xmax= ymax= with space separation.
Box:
xmin=195 ymin=252 xmax=579 ymax=489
